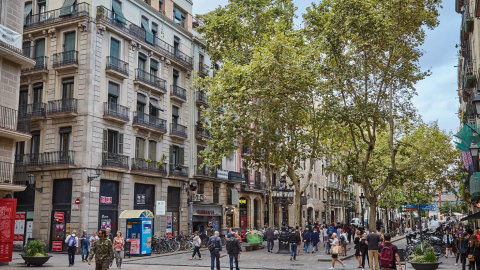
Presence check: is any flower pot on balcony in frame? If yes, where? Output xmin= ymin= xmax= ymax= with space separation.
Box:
xmin=465 ymin=74 xmax=477 ymax=88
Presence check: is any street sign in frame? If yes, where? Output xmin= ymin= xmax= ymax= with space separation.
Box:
xmin=402 ymin=204 xmax=436 ymax=211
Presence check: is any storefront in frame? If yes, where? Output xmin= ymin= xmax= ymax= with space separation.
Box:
xmin=239 ymin=198 xmax=248 ymax=234
xmin=99 ymin=180 xmax=119 ymax=236
xmin=191 ymin=203 xmax=223 ymax=235
xmin=50 ymin=179 xmax=72 ymax=252
xmin=14 ymin=184 xmax=35 ymax=250
xmin=166 ymin=187 xmax=180 ymax=238
xmin=134 ymin=183 xmax=155 ymax=232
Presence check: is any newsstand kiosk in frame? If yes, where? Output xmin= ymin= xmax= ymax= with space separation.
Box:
xmin=119 ymin=210 xmax=154 ymax=256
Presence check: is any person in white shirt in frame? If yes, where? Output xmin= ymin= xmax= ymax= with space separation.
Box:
xmin=405 ymin=225 xmax=413 ymax=244
xmin=89 ymin=231 xmax=99 ymax=248
xmin=65 ymin=230 xmax=79 ymax=267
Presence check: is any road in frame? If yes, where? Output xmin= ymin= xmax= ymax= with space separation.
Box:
xmin=8 ymin=236 xmax=461 ymax=269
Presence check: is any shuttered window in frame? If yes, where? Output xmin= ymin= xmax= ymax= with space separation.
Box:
xmin=135 ymin=137 xmax=145 ymax=158
xmin=141 ymin=17 xmax=154 ymax=44
xmin=110 ymin=39 xmax=120 ymax=59
xmin=148 ymin=140 xmax=156 ymax=160
xmin=112 ymin=0 xmax=126 ymax=24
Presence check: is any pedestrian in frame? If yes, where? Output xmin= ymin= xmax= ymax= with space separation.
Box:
xmin=113 ymin=231 xmax=124 ymax=269
xmin=329 ymin=233 xmax=346 ymax=270
xmin=289 ymin=226 xmax=300 ymax=261
xmin=405 ymin=225 xmax=413 ymax=244
xmin=226 ymin=233 xmax=242 ymax=270
xmin=340 ymin=229 xmax=348 ymax=256
xmin=354 ymin=230 xmax=362 ymax=268
xmin=460 ymin=232 xmax=469 ymax=270
xmin=266 ymin=226 xmax=275 ymax=253
xmin=348 ymin=225 xmax=353 ymax=244
xmin=88 ymin=229 xmax=114 ymax=270
xmin=190 ymin=231 xmax=202 ymax=260
xmin=89 ymin=231 xmax=99 ymax=248
xmin=378 ymin=233 xmax=402 ymax=270
xmin=466 ymin=234 xmax=480 ymax=270
xmin=79 ymin=230 xmax=90 ymax=262
xmin=366 ymin=230 xmax=381 ymax=270
xmin=311 ymin=227 xmax=320 ymax=253
xmin=323 ymin=226 xmax=329 ymax=246
xmin=206 ymin=222 xmax=213 ymax=237
xmin=65 ymin=229 xmax=79 ymax=267
xmin=303 ymin=228 xmax=312 ymax=253
xmin=457 ymin=231 xmax=463 ymax=266
xmin=105 ymin=228 xmax=114 ymax=268
xmin=297 ymin=227 xmax=302 ymax=254
xmin=360 ymin=232 xmax=370 ymax=270
xmin=444 ymin=230 xmax=454 ymax=258
xmin=207 ymin=231 xmax=222 ymax=270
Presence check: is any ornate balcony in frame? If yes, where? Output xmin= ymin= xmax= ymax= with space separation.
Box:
xmin=195 ymin=124 xmax=211 ymax=140
xmin=106 ymin=56 xmax=129 ymax=79
xmin=15 ymin=151 xmax=75 ymax=167
xmin=131 ymin=158 xmax=167 ymax=175
xmin=196 ymin=91 xmax=208 ymax=107
xmin=198 ymin=63 xmax=208 ymax=77
xmin=0 ymin=105 xmax=31 ymax=141
xmin=169 ymin=123 xmax=187 ymax=140
xmin=21 ymin=56 xmax=48 ymax=74
xmin=104 ymin=102 xmax=130 ymax=124
xmin=0 ymin=161 xmax=14 ymax=184
xmin=170 ymin=85 xmax=187 ymax=103
xmin=24 ymin=2 xmax=90 ymax=29
xmin=133 ymin=112 xmax=167 ymax=134
xmin=102 ymin=152 xmax=129 ymax=169
xmin=18 ymin=103 xmax=47 ymax=120
xmin=52 ymin=50 xmax=78 ymax=70
xmin=169 ymin=164 xmax=188 ymax=177
xmin=134 ymin=69 xmax=166 ymax=94
xmin=46 ymin=99 xmax=77 ymax=118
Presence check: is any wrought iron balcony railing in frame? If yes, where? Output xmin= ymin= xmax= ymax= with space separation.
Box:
xmin=135 ymin=69 xmax=166 ymax=90
xmin=169 ymin=164 xmax=189 ymax=176
xmin=52 ymin=50 xmax=78 ymax=67
xmin=196 ymin=91 xmax=208 ymax=106
xmin=0 ymin=105 xmax=30 ymax=133
xmin=171 ymin=85 xmax=187 ymax=101
xmin=195 ymin=124 xmax=211 ymax=138
xmin=0 ymin=161 xmax=14 ymax=183
xmin=25 ymin=2 xmax=90 ymax=28
xmin=104 ymin=102 xmax=130 ymax=121
xmin=131 ymin=158 xmax=167 ymax=174
xmin=14 ymin=151 xmax=75 ymax=166
xmin=47 ymin=99 xmax=77 ymax=114
xmin=21 ymin=56 xmax=48 ymax=72
xmin=170 ymin=123 xmax=187 ymax=137
xmin=198 ymin=63 xmax=208 ymax=76
xmin=102 ymin=152 xmax=129 ymax=168
xmin=133 ymin=111 xmax=167 ymax=132
xmin=106 ymin=56 xmax=129 ymax=75
xmin=19 ymin=103 xmax=47 ymax=118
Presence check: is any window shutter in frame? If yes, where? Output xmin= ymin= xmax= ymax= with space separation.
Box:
xmin=119 ymin=133 xmax=124 ymax=154
xmin=169 ymin=145 xmax=173 ymax=165
xmin=103 ymin=129 xmax=108 ymax=152
xmin=24 ymin=3 xmax=33 ymax=18
xmin=141 ymin=17 xmax=154 ymax=44
xmin=110 ymin=39 xmax=120 ymax=59
xmin=112 ymin=0 xmax=126 ymax=24
xmin=149 ymin=141 xmax=156 ymax=160
xmin=179 ymin=147 xmax=184 ymax=165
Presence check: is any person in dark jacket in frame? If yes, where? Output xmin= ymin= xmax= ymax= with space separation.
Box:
xmin=303 ymin=228 xmax=312 ymax=253
xmin=360 ymin=232 xmax=370 ymax=270
xmin=226 ymin=233 xmax=242 ymax=270
xmin=354 ymin=230 xmax=362 ymax=268
xmin=289 ymin=226 xmax=300 ymax=261
xmin=460 ymin=233 xmax=470 ymax=270
xmin=466 ymin=234 xmax=480 ymax=270
xmin=311 ymin=227 xmax=320 ymax=253
xmin=265 ymin=227 xmax=275 ymax=253
xmin=207 ymin=231 xmax=222 ymax=270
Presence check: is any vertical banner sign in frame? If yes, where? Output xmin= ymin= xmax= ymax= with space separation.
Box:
xmin=13 ymin=212 xmax=25 ymax=250
xmin=0 ymin=199 xmax=17 ymax=263
xmin=142 ymin=220 xmax=152 ymax=254
xmin=166 ymin=212 xmax=172 ymax=238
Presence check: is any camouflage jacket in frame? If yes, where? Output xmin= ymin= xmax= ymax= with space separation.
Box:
xmin=88 ymin=238 xmax=114 ymax=262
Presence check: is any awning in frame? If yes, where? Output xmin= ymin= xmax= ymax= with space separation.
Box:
xmin=141 ymin=17 xmax=154 ymax=44
xmin=461 ymin=211 xmax=480 ymax=221
xmin=60 ymin=0 xmax=76 ymax=17
xmin=112 ymin=0 xmax=126 ymax=24
xmin=119 ymin=209 xmax=154 ymax=218
xmin=149 ymin=99 xmax=164 ymax=111
xmin=24 ymin=3 xmax=33 ymax=18
xmin=0 ymin=183 xmax=26 ymax=192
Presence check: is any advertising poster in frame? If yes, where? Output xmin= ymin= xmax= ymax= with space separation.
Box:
xmin=166 ymin=212 xmax=172 ymax=238
xmin=141 ymin=220 xmax=152 ymax=254
xmin=51 ymin=241 xmax=63 ymax=251
xmin=13 ymin=212 xmax=25 ymax=250
xmin=128 ymin=239 xmax=140 ymax=255
xmin=156 ymin=201 xmax=165 ymax=216
xmin=25 ymin=221 xmax=33 ymax=242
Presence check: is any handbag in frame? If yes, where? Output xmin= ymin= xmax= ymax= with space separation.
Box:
xmin=469 ymin=246 xmax=476 ymax=262
xmin=332 ymin=245 xmax=343 ymax=255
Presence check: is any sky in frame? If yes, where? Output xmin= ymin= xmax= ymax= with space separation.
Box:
xmin=192 ymin=1 xmax=460 ymax=134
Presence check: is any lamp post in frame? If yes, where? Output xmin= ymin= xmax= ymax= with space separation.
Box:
xmin=271 ymin=175 xmax=294 ymax=254
xmin=471 ymin=143 xmax=479 ymax=172
xmin=360 ymin=193 xmax=366 ymax=226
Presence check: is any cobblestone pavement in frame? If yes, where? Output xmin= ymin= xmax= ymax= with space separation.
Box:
xmin=7 ymin=236 xmax=463 ymax=269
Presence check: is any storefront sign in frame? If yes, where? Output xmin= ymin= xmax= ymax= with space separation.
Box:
xmin=13 ymin=212 xmax=25 ymax=250
xmin=155 ymin=201 xmax=165 ymax=216
xmin=100 ymin=196 xmax=113 ymax=204
xmin=196 ymin=209 xmax=215 ymax=215
xmin=54 ymin=212 xmax=64 ymax=223
xmin=239 ymin=199 xmax=247 ymax=205
xmin=51 ymin=241 xmax=63 ymax=251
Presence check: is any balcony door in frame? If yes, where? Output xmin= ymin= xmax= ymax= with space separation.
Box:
xmin=30 ymin=131 xmax=40 ymax=164
xmin=35 ymin=39 xmax=45 ymax=67
xmin=19 ymin=86 xmax=28 ymax=115
xmin=63 ymin=32 xmax=76 ymax=62
xmin=110 ymin=38 xmax=120 ymax=68
xmin=33 ymin=83 xmax=43 ymax=113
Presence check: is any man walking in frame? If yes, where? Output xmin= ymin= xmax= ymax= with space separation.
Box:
xmin=226 ymin=233 xmax=242 ymax=270
xmin=378 ymin=234 xmax=402 ymax=270
xmin=65 ymin=230 xmax=79 ymax=267
xmin=79 ymin=230 xmax=89 ymax=262
xmin=88 ymin=229 xmax=114 ymax=270
xmin=303 ymin=228 xmax=312 ymax=253
xmin=266 ymin=226 xmax=275 ymax=253
xmin=289 ymin=226 xmax=300 ymax=261
xmin=366 ymin=230 xmax=381 ymax=270
xmin=207 ymin=231 xmax=222 ymax=270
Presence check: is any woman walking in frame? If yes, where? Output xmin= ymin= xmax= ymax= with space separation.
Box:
xmin=460 ymin=233 xmax=470 ymax=270
xmin=444 ymin=230 xmax=454 ymax=258
xmin=360 ymin=232 xmax=369 ymax=270
xmin=190 ymin=231 xmax=202 ymax=260
xmin=466 ymin=234 xmax=480 ymax=270
xmin=354 ymin=230 xmax=362 ymax=269
xmin=328 ymin=233 xmax=345 ymax=270
xmin=113 ymin=231 xmax=124 ymax=269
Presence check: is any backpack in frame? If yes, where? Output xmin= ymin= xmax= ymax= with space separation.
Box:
xmin=289 ymin=231 xmax=297 ymax=243
xmin=67 ymin=235 xmax=76 ymax=247
xmin=340 ymin=235 xmax=345 ymax=242
xmin=379 ymin=244 xmax=395 ymax=268
xmin=208 ymin=237 xmax=219 ymax=251
xmin=327 ymin=227 xmax=333 ymax=236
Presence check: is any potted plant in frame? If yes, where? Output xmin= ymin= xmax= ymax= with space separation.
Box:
xmin=22 ymin=239 xmax=52 ymax=267
xmin=145 ymin=158 xmax=152 ymax=163
xmin=157 ymin=154 xmax=167 ymax=169
xmin=409 ymin=242 xmax=440 ymax=270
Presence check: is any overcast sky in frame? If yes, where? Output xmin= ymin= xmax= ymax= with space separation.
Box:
xmin=192 ymin=1 xmax=460 ymax=134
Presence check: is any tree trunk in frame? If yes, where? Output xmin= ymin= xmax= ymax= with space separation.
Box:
xmin=295 ymin=189 xmax=301 ymax=226
xmin=368 ymin=199 xmax=377 ymax=232
xmin=265 ymin=168 xmax=274 ymax=228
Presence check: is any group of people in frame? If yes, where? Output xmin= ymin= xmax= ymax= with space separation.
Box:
xmin=64 ymin=227 xmax=125 ymax=270
xmin=446 ymin=225 xmax=480 ymax=270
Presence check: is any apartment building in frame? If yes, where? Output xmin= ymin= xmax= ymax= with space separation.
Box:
xmin=0 ymin=0 xmax=36 ymax=262
xmin=13 ymin=0 xmax=271 ymax=251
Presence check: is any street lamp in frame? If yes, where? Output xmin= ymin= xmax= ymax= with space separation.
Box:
xmin=470 ymin=143 xmax=479 ymax=172
xmin=360 ymin=193 xmax=366 ymax=226
xmin=473 ymin=93 xmax=480 ymax=115
xmin=271 ymin=175 xmax=294 ymax=254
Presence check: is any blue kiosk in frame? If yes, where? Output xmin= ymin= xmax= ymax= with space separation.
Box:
xmin=119 ymin=210 xmax=154 ymax=256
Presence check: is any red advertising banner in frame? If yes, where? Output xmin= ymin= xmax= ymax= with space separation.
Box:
xmin=51 ymin=241 xmax=63 ymax=251
xmin=54 ymin=212 xmax=64 ymax=223
xmin=0 ymin=198 xmax=17 ymax=263
xmin=128 ymin=239 xmax=140 ymax=255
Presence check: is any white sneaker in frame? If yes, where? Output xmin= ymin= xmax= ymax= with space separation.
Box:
xmin=455 ymin=263 xmax=458 ymax=265
xmin=328 ymin=268 xmax=334 ymax=270
xmin=342 ymin=264 xmax=346 ymax=268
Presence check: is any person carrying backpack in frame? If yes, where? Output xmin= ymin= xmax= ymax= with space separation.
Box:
xmin=207 ymin=231 xmax=222 ymax=270
xmin=378 ymin=234 xmax=402 ymax=270
xmin=289 ymin=226 xmax=301 ymax=261
xmin=65 ymin=230 xmax=79 ymax=267
xmin=226 ymin=233 xmax=242 ymax=270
